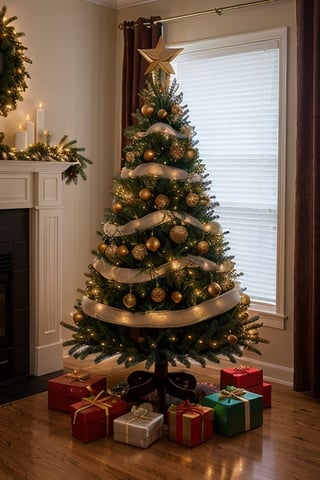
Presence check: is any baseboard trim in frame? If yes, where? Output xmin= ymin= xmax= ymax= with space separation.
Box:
xmin=30 ymin=342 xmax=64 ymax=376
xmin=202 ymin=355 xmax=293 ymax=386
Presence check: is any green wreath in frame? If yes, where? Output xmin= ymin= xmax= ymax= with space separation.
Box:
xmin=0 ymin=5 xmax=32 ymax=117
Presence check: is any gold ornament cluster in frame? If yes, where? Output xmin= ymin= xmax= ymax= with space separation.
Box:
xmin=0 ymin=6 xmax=32 ymax=116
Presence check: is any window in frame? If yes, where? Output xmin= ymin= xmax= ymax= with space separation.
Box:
xmin=172 ymin=28 xmax=287 ymax=328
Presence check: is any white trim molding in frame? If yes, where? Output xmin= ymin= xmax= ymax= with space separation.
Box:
xmin=0 ymin=161 xmax=72 ymax=376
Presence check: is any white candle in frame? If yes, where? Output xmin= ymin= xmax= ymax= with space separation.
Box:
xmin=15 ymin=130 xmax=27 ymax=150
xmin=36 ymin=104 xmax=45 ymax=142
xmin=26 ymin=116 xmax=35 ymax=146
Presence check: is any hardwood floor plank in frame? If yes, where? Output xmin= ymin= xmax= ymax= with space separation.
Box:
xmin=0 ymin=361 xmax=319 ymax=480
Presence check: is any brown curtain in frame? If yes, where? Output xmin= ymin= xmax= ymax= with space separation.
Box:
xmin=294 ymin=0 xmax=320 ymax=397
xmin=121 ymin=17 xmax=161 ymax=159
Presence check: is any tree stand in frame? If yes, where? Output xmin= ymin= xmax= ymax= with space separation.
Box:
xmin=125 ymin=361 xmax=197 ymax=416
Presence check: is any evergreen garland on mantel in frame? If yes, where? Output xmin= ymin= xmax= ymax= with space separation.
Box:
xmin=0 ymin=133 xmax=92 ymax=184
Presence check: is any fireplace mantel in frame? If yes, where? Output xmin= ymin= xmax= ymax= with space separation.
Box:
xmin=0 ymin=160 xmax=72 ymax=376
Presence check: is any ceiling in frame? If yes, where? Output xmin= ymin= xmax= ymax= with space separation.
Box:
xmin=86 ymin=0 xmax=158 ymax=9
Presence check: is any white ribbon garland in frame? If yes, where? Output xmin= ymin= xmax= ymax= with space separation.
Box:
xmin=93 ymin=255 xmax=220 ymax=284
xmin=103 ymin=210 xmax=220 ymax=237
xmin=121 ymin=163 xmax=201 ymax=182
xmin=82 ymin=285 xmax=240 ymax=328
xmin=136 ymin=122 xmax=189 ymax=139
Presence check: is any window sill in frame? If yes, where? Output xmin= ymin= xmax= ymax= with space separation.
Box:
xmin=249 ymin=307 xmax=286 ymax=330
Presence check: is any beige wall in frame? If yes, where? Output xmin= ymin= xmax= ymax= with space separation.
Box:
xmin=0 ymin=0 xmax=117 ymax=347
xmin=115 ymin=0 xmax=296 ymax=384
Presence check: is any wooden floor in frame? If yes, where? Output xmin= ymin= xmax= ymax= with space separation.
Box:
xmin=0 ymin=357 xmax=319 ymax=480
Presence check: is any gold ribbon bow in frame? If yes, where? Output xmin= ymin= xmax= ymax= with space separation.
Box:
xmin=219 ymin=388 xmax=247 ymax=400
xmin=123 ymin=404 xmax=156 ymax=442
xmin=129 ymin=404 xmax=153 ymax=421
xmin=72 ymin=390 xmax=118 ymax=433
xmin=65 ymin=369 xmax=90 ymax=382
xmin=219 ymin=388 xmax=251 ymax=431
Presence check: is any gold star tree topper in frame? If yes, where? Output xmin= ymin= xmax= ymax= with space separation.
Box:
xmin=138 ymin=37 xmax=183 ymax=75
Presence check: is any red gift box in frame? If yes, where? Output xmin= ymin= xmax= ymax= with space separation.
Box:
xmin=220 ymin=366 xmax=263 ymax=389
xmin=48 ymin=372 xmax=106 ymax=412
xmin=246 ymin=382 xmax=272 ymax=408
xmin=167 ymin=400 xmax=213 ymax=448
xmin=70 ymin=392 xmax=128 ymax=443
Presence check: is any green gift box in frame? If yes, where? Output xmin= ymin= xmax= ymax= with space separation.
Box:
xmin=201 ymin=386 xmax=263 ymax=436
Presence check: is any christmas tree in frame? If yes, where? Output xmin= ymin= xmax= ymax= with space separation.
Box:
xmin=62 ymin=38 xmax=267 ymax=405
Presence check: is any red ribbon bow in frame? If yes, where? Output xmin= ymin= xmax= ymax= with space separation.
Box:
xmin=233 ymin=365 xmax=250 ymax=373
xmin=176 ymin=400 xmax=205 ymax=417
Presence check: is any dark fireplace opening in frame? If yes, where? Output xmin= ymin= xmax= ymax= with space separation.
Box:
xmin=0 ymin=254 xmax=12 ymax=345
xmin=0 ymin=209 xmax=29 ymax=383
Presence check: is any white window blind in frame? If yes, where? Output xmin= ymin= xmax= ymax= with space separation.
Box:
xmin=173 ymin=29 xmax=287 ymax=328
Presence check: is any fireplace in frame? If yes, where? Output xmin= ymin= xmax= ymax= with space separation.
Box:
xmin=0 ymin=160 xmax=71 ymax=379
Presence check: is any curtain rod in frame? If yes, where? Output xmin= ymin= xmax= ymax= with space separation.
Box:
xmin=118 ymin=0 xmax=280 ymax=29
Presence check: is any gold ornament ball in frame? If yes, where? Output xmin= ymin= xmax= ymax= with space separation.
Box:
xmin=139 ymin=188 xmax=153 ymax=201
xmin=247 ymin=328 xmax=259 ymax=337
xmin=237 ymin=311 xmax=249 ymax=321
xmin=170 ymin=143 xmax=185 ymax=160
xmin=98 ymin=242 xmax=107 ymax=255
xmin=112 ymin=202 xmax=123 ymax=213
xmin=155 ymin=193 xmax=170 ymax=209
xmin=197 ymin=240 xmax=210 ymax=255
xmin=73 ymin=311 xmax=84 ymax=324
xmin=171 ymin=104 xmax=181 ymax=115
xmin=145 ymin=236 xmax=161 ymax=252
xmin=185 ymin=148 xmax=196 ymax=160
xmin=157 ymin=108 xmax=168 ymax=119
xmin=241 ymin=293 xmax=251 ymax=306
xmin=117 ymin=244 xmax=129 ymax=257
xmin=91 ymin=286 xmax=102 ymax=297
xmin=123 ymin=292 xmax=137 ymax=308
xmin=185 ymin=192 xmax=199 ymax=207
xmin=141 ymin=104 xmax=154 ymax=117
xmin=227 ymin=334 xmax=238 ymax=345
xmin=169 ymin=225 xmax=188 ymax=244
xmin=171 ymin=291 xmax=183 ymax=303
xmin=105 ymin=244 xmax=118 ymax=261
xmin=131 ymin=243 xmax=147 ymax=260
xmin=207 ymin=282 xmax=221 ymax=297
xmin=204 ymin=221 xmax=222 ymax=234
xmin=143 ymin=149 xmax=156 ymax=162
xmin=151 ymin=287 xmax=166 ymax=303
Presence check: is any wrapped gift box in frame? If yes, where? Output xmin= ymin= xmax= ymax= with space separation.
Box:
xmin=246 ymin=382 xmax=272 ymax=408
xmin=201 ymin=387 xmax=263 ymax=436
xmin=114 ymin=406 xmax=164 ymax=448
xmin=70 ymin=393 xmax=128 ymax=443
xmin=220 ymin=366 xmax=263 ymax=389
xmin=167 ymin=401 xmax=213 ymax=448
xmin=48 ymin=372 xmax=106 ymax=412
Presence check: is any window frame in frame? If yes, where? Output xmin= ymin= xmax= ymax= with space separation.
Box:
xmin=171 ymin=27 xmax=287 ymax=329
